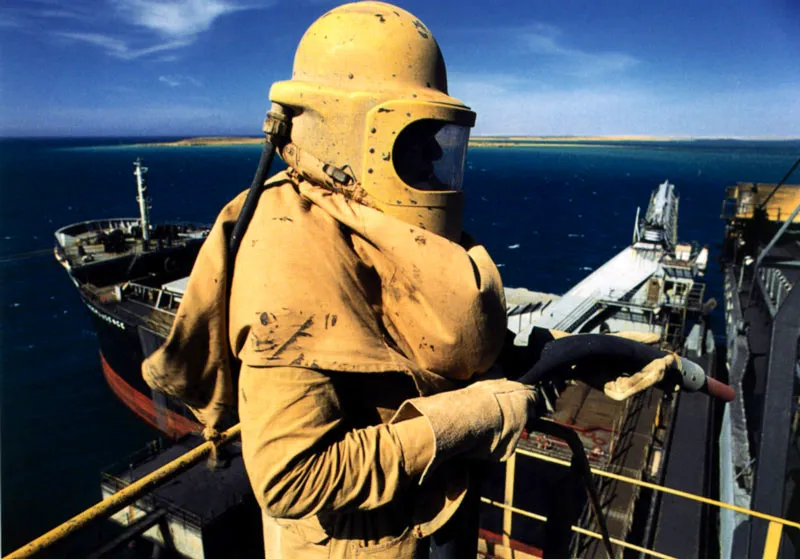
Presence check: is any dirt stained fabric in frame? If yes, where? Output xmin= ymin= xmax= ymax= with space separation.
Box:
xmin=141 ymin=170 xmax=507 ymax=555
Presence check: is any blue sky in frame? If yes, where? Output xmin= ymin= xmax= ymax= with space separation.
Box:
xmin=1 ymin=0 xmax=798 ymax=137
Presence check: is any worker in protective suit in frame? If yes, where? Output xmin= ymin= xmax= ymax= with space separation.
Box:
xmin=141 ymin=2 xmax=675 ymax=557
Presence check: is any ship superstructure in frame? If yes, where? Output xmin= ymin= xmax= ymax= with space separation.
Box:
xmin=719 ymin=181 xmax=800 ymax=558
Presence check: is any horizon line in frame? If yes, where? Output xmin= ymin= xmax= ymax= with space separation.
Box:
xmin=1 ymin=134 xmax=799 ymax=141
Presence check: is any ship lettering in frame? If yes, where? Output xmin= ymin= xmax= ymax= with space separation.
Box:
xmin=85 ymin=303 xmax=126 ymax=330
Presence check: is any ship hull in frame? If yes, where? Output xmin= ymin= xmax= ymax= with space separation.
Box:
xmin=81 ymin=291 xmax=200 ymax=438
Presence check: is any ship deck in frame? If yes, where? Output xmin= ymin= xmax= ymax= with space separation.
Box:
xmin=102 ymin=435 xmax=263 ymax=558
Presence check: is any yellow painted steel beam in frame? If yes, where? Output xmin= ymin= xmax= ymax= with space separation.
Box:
xmin=503 ymin=452 xmax=516 ymax=549
xmin=480 ymin=497 xmax=677 ymax=559
xmin=515 ymin=447 xmax=800 ymax=531
xmin=5 ymin=425 xmax=241 ymax=559
xmin=762 ymin=521 xmax=784 ymax=559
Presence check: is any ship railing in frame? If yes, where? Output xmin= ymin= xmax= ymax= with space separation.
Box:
xmin=553 ymin=286 xmax=672 ymax=332
xmin=757 ymin=266 xmax=793 ymax=318
xmin=721 ymin=198 xmax=742 ymax=221
xmin=54 ymin=218 xmax=143 ymax=242
xmin=125 ymin=282 xmax=181 ymax=314
xmin=552 ymin=287 xmax=634 ymax=331
xmin=5 ymin=425 xmax=242 ymax=559
xmin=10 ymin=421 xmax=797 ymax=559
xmin=721 ymin=199 xmax=797 ymax=223
xmin=101 ymin=472 xmax=205 ymax=529
xmin=99 ymin=438 xmax=205 ymax=528
xmin=553 ymin=295 xmax=600 ymax=331
xmin=479 ymin=440 xmax=799 ymax=559
xmin=596 ymin=287 xmax=704 ymax=315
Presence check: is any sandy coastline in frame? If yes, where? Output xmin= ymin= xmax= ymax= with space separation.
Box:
xmin=136 ymin=136 xmax=265 ymax=147
xmin=137 ymin=135 xmax=692 ymax=148
xmin=136 ymin=134 xmax=792 ymax=148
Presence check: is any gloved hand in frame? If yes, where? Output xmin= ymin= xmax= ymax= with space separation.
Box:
xmin=391 ymin=378 xmax=536 ymax=482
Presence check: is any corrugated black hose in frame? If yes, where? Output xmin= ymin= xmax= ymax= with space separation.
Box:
xmin=228 ymin=139 xmax=278 ymax=265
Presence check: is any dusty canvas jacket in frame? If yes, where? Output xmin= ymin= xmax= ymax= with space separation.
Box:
xmin=143 ymin=170 xmax=506 ymax=429
xmin=142 ymin=171 xmax=507 ymax=556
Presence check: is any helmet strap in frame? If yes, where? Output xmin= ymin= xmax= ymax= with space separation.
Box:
xmin=279 ymin=142 xmax=376 ymax=208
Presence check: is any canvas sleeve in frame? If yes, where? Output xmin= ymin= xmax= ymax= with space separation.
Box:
xmin=239 ymin=364 xmax=434 ymax=519
xmin=141 ymin=189 xmax=247 ymax=431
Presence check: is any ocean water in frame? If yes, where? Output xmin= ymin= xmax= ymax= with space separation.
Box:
xmin=1 ymin=137 xmax=798 ymax=553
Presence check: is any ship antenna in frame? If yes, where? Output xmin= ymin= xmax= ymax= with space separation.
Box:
xmin=133 ymin=158 xmax=152 ymax=246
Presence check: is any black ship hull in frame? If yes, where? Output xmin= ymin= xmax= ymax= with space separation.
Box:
xmin=81 ymin=292 xmax=200 ymax=438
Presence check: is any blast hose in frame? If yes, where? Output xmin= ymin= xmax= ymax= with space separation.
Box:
xmin=508 ymin=330 xmax=734 ymax=558
xmin=518 ymin=330 xmax=735 ymax=402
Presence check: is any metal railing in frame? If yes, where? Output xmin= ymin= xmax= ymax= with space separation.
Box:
xmin=480 ymin=443 xmax=799 ymax=559
xmin=4 ymin=426 xmax=241 ymax=559
xmin=125 ymin=282 xmax=181 ymax=314
xmin=721 ymin=199 xmax=799 ymax=223
xmin=9 ymin=419 xmax=795 ymax=559
xmin=554 ymin=294 xmax=601 ymax=331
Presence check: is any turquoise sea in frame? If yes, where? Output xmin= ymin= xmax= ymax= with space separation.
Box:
xmin=1 ymin=137 xmax=798 ymax=554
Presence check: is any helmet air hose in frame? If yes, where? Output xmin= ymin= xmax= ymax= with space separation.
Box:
xmin=228 ymin=104 xmax=292 ymax=263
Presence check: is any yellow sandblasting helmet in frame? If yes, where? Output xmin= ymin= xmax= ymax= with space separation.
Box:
xmin=270 ymin=1 xmax=475 ymax=241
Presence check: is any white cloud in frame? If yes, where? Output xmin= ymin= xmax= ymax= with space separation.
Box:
xmin=7 ymin=2 xmax=98 ymax=27
xmin=57 ymin=32 xmax=129 ymax=56
xmin=57 ymin=32 xmax=191 ymax=60
xmin=42 ymin=0 xmax=274 ymax=60
xmin=516 ymin=24 xmax=639 ymax=78
xmin=158 ymin=74 xmax=202 ymax=87
xmin=113 ymin=0 xmax=242 ymax=38
xmin=159 ymin=75 xmax=181 ymax=87
xmin=451 ymin=73 xmax=800 ymax=137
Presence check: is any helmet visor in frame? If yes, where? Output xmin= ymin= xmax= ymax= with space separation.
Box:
xmin=392 ymin=119 xmax=470 ymax=192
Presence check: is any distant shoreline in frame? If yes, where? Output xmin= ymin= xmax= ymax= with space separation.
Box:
xmin=135 ymin=136 xmax=265 ymax=147
xmin=135 ymin=135 xmax=797 ymax=148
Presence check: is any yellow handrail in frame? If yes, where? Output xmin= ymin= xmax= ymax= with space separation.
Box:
xmin=515 ymin=447 xmax=800 ymax=530
xmin=478 ymin=446 xmax=795 ymax=559
xmin=763 ymin=522 xmax=784 ymax=559
xmin=480 ymin=496 xmax=678 ymax=559
xmin=8 ymin=423 xmax=794 ymax=558
xmin=5 ymin=425 xmax=241 ymax=559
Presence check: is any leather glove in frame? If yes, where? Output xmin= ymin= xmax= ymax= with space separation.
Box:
xmin=391 ymin=378 xmax=536 ymax=482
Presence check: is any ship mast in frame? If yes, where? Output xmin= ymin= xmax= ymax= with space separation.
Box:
xmin=133 ymin=159 xmax=151 ymax=246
